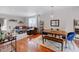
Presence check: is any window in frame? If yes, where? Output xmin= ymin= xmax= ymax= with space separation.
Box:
xmin=1 ymin=19 xmax=7 ymax=31
xmin=28 ymin=16 xmax=37 ymax=27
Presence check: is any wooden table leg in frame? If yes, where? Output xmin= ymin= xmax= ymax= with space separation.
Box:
xmin=10 ymin=39 xmax=13 ymax=52
xmin=61 ymin=43 xmax=63 ymax=51
xmin=15 ymin=38 xmax=17 ymax=52
xmin=42 ymin=38 xmax=44 ymax=44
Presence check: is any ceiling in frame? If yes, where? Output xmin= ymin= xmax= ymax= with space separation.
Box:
xmin=0 ymin=6 xmax=53 ymax=17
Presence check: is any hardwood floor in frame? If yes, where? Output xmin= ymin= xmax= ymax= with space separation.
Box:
xmin=75 ymin=40 xmax=79 ymax=48
xmin=14 ymin=34 xmax=55 ymax=52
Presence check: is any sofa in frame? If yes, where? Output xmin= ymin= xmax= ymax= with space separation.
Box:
xmin=14 ymin=26 xmax=27 ymax=34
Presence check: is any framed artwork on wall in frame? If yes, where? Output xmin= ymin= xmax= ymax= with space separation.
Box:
xmin=50 ymin=20 xmax=59 ymax=27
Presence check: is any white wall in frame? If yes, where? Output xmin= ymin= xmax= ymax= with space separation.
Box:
xmin=39 ymin=6 xmax=79 ymax=32
xmin=53 ymin=6 xmax=79 ymax=32
xmin=38 ymin=13 xmax=51 ymax=29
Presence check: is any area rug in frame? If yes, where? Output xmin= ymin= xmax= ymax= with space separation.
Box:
xmin=31 ymin=35 xmax=79 ymax=52
xmin=31 ymin=35 xmax=59 ymax=52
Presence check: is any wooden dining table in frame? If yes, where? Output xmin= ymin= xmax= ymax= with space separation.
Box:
xmin=42 ymin=29 xmax=67 ymax=51
xmin=43 ymin=29 xmax=67 ymax=36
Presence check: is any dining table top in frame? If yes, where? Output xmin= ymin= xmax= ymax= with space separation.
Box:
xmin=43 ymin=29 xmax=67 ymax=36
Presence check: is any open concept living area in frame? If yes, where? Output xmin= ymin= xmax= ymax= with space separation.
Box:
xmin=0 ymin=6 xmax=79 ymax=52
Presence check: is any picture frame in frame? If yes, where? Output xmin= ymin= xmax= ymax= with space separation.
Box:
xmin=50 ymin=20 xmax=59 ymax=27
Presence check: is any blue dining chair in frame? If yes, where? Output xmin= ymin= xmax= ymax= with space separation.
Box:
xmin=65 ymin=32 xmax=76 ymax=49
xmin=67 ymin=32 xmax=76 ymax=41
